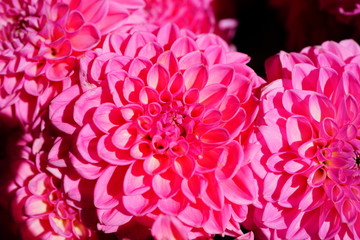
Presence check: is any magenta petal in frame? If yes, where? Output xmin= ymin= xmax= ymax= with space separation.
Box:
xmin=215 ymin=141 xmax=244 ymax=181
xmin=157 ymin=51 xmax=179 ymax=76
xmin=178 ymin=200 xmax=210 ymax=228
xmin=308 ymin=94 xmax=336 ymax=122
xmin=183 ymin=88 xmax=199 ymax=105
xmin=122 ymin=76 xmax=145 ymax=103
xmin=120 ymin=104 xmax=144 ymax=121
xmin=27 ymin=173 xmax=50 ymax=196
xmin=208 ymin=64 xmax=234 ymax=85
xmin=181 ymin=174 xmax=207 ymax=203
xmin=168 ymin=73 xmax=185 ymax=96
xmin=63 ymin=174 xmax=95 ymax=204
xmin=152 ymin=215 xmax=187 ymax=240
xmin=173 ymin=155 xmax=195 ymax=179
xmin=170 ymin=36 xmax=197 ymax=58
xmin=73 ymin=87 xmax=102 ymax=126
xmin=178 ymin=51 xmax=207 ymax=70
xmin=143 ymin=154 xmax=171 ymax=175
xmin=124 ymin=32 xmax=157 ymax=57
xmin=94 ymin=166 xmax=124 ymax=209
xmin=318 ymin=206 xmax=341 ymax=239
xmin=203 ymin=204 xmax=231 ymax=234
xmin=138 ymin=42 xmax=163 ymax=62
xmin=70 ymin=24 xmax=101 ymax=51
xmin=97 ymin=206 xmax=132 ymax=230
xmin=146 ymin=64 xmax=169 ymax=92
xmin=23 ymin=76 xmax=48 ymax=96
xmin=204 ymin=45 xmax=227 ymax=65
xmin=65 ymin=10 xmax=85 ymax=33
xmin=105 ymin=56 xmax=132 ymax=74
xmin=221 ymin=165 xmax=257 ymax=205
xmin=96 ymin=3 xmax=129 ymax=34
xmin=111 ymin=123 xmax=138 ymax=150
xmin=158 ymin=192 xmax=188 ymax=215
xmin=201 ymin=174 xmax=224 ymax=211
xmin=157 ymin=23 xmax=181 ymax=48
xmin=128 ymin=57 xmax=152 ymax=79
xmin=24 ymin=61 xmax=47 ymax=77
xmin=200 ymin=128 xmax=230 ymax=147
xmin=123 ymin=161 xmax=151 ymax=196
xmin=93 ymin=103 xmax=122 ymax=133
xmin=97 ymin=135 xmax=135 ymax=165
xmin=46 ymin=56 xmax=77 ymax=81
xmin=286 ymin=115 xmax=313 ymax=149
xmin=49 ymin=85 xmax=80 ymax=134
xmin=122 ymin=192 xmax=158 ymax=216
xmin=152 ymin=170 xmax=181 ymax=198
xmin=23 ymin=195 xmax=50 ymax=217
xmin=48 ymin=213 xmax=72 ymax=237
xmin=219 ymin=95 xmax=240 ymax=121
xmin=299 ymin=187 xmax=326 ymax=212
xmin=76 ymin=123 xmax=102 ymax=163
xmin=341 ymin=199 xmax=357 ymax=225
xmin=90 ymin=53 xmax=115 ymax=81
xmin=183 ymin=64 xmax=208 ymax=90
xmin=199 ymin=83 xmax=227 ymax=107
xmin=70 ymin=152 xmax=105 ymax=180
xmin=139 ymin=86 xmax=159 ymax=104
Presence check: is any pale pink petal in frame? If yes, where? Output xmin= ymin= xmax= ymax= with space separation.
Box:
xmin=146 ymin=64 xmax=169 ymax=92
xmin=152 ymin=215 xmax=187 ymax=240
xmin=152 ymin=170 xmax=181 ymax=198
xmin=170 ymin=36 xmax=198 ymax=58
xmin=199 ymin=83 xmax=227 ymax=107
xmin=46 ymin=56 xmax=77 ymax=81
xmin=181 ymin=175 xmax=208 ymax=203
xmin=183 ymin=64 xmax=208 ymax=90
xmin=178 ymin=200 xmax=210 ymax=228
xmin=123 ymin=161 xmax=151 ymax=196
xmin=70 ymin=24 xmax=100 ymax=51
xmin=122 ymin=192 xmax=158 ymax=216
xmin=143 ymin=154 xmax=171 ymax=175
xmin=94 ymin=166 xmax=124 ymax=209
xmin=111 ymin=123 xmax=138 ymax=150
xmin=158 ymin=192 xmax=188 ymax=215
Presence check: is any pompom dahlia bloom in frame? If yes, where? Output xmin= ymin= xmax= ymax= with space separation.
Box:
xmin=9 ymin=160 xmax=98 ymax=240
xmin=4 ymin=114 xmax=98 ymax=240
xmin=247 ymin=39 xmax=360 ymax=239
xmin=127 ymin=0 xmax=237 ymax=43
xmin=49 ymin=23 xmax=264 ymax=238
xmin=0 ymin=0 xmax=144 ymax=124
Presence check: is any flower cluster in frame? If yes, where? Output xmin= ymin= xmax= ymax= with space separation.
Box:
xmin=1 ymin=1 xmax=360 ymax=240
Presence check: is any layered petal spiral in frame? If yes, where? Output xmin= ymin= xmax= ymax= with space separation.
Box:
xmin=248 ymin=39 xmax=360 ymax=239
xmin=49 ymin=23 xmax=264 ymax=239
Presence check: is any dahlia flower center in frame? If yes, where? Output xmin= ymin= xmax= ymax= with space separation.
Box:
xmin=144 ymin=101 xmax=192 ymax=156
xmin=1 ymin=8 xmax=42 ymax=49
xmin=353 ymin=151 xmax=360 ymax=168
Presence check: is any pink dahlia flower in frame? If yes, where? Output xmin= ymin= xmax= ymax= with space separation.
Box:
xmin=3 ymin=113 xmax=99 ymax=240
xmin=247 ymin=39 xmax=360 ymax=239
xmin=49 ymin=23 xmax=264 ymax=238
xmin=0 ymin=0 xmax=144 ymax=124
xmin=9 ymin=160 xmax=98 ymax=240
xmin=126 ymin=0 xmax=237 ymax=43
